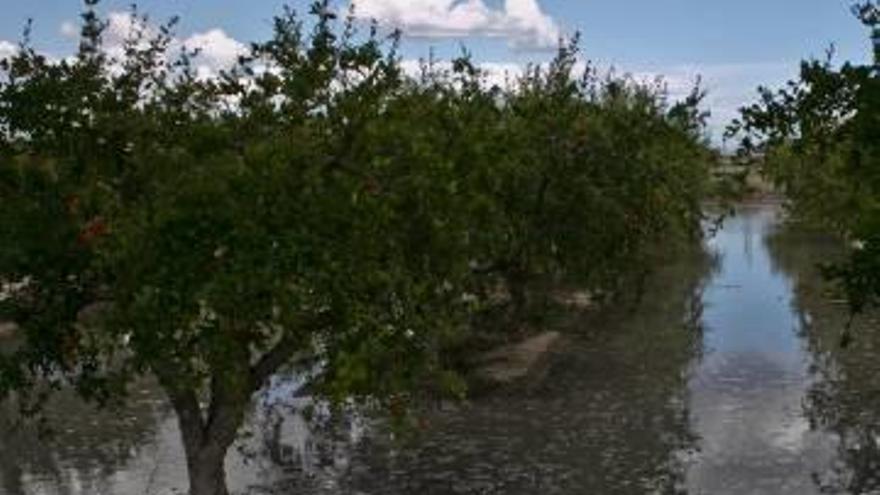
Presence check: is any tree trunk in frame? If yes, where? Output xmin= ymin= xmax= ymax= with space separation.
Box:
xmin=166 ymin=384 xmax=239 ymax=495
xmin=157 ymin=329 xmax=310 ymax=495
xmin=184 ymin=442 xmax=231 ymax=495
xmin=505 ymin=267 xmax=530 ymax=321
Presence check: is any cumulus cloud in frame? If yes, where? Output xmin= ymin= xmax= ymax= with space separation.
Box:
xmin=0 ymin=40 xmax=17 ymax=61
xmin=399 ymin=58 xmax=526 ymax=87
xmin=57 ymin=13 xmax=246 ymax=78
xmin=351 ymin=0 xmax=562 ymax=50
xmin=107 ymin=12 xmax=145 ymax=45
xmin=182 ymin=29 xmax=247 ymax=73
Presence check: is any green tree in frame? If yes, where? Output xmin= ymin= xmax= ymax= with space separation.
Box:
xmin=0 ymin=4 xmax=473 ymax=494
xmin=0 ymin=2 xmax=713 ymax=494
xmin=729 ymin=2 xmax=880 ymax=322
xmin=446 ymin=41 xmax=712 ymax=319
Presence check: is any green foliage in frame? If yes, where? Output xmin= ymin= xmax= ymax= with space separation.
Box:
xmin=729 ymin=2 xmax=880 ymax=314
xmin=0 ymin=1 xmax=712 ymax=492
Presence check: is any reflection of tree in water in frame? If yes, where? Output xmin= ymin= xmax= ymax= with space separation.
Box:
xmin=0 ymin=243 xmax=714 ymax=495
xmin=0 ymin=435 xmax=25 ymax=495
xmin=766 ymin=224 xmax=880 ymax=494
xmin=0 ymin=245 xmax=714 ymax=495
xmin=337 ymin=245 xmax=715 ymax=494
xmin=0 ymin=379 xmax=167 ymax=495
xmin=2 ymin=368 xmax=372 ymax=494
xmin=232 ymin=373 xmax=371 ymax=494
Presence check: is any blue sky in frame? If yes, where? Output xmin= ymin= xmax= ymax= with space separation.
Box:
xmin=0 ymin=1 xmax=875 ymax=142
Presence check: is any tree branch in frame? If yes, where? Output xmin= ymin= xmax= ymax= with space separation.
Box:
xmin=249 ymin=334 xmax=314 ymax=389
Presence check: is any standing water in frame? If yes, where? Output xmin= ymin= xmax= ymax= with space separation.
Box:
xmin=3 ymin=204 xmax=880 ymax=494
xmin=684 ymin=205 xmax=836 ymax=493
xmin=340 ymin=204 xmax=872 ymax=494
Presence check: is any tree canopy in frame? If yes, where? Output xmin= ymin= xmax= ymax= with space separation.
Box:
xmin=0 ymin=2 xmax=713 ymax=494
xmin=730 ymin=1 xmax=880 ymax=318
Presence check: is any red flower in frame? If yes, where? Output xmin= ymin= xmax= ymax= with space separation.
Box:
xmin=77 ymin=217 xmax=109 ymax=246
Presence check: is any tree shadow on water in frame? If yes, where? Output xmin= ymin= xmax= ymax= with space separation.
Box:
xmin=766 ymin=223 xmax=880 ymax=494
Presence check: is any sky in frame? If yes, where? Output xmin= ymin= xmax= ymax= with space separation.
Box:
xmin=0 ymin=0 xmax=876 ymax=143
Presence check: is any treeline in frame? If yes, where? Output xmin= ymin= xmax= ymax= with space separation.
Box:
xmin=0 ymin=2 xmax=713 ymax=494
xmin=730 ymin=1 xmax=879 ymax=319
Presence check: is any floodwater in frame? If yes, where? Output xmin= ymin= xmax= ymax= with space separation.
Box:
xmin=3 ymin=203 xmax=880 ymax=494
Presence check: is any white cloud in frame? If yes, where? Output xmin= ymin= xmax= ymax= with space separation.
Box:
xmin=0 ymin=40 xmax=16 ymax=61
xmin=399 ymin=58 xmax=526 ymax=87
xmin=182 ymin=29 xmax=247 ymax=74
xmin=351 ymin=0 xmax=562 ymax=51
xmin=15 ymin=14 xmax=246 ymax=83
xmin=399 ymin=56 xmax=799 ymax=144
xmin=97 ymin=12 xmax=247 ymax=78
xmin=480 ymin=61 xmax=528 ymax=87
xmin=105 ymin=12 xmax=147 ymax=49
xmin=42 ymin=12 xmax=802 ymax=147
xmin=634 ymin=62 xmax=798 ymax=143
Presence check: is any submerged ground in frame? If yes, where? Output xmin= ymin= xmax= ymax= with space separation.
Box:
xmin=2 ymin=204 xmax=880 ymax=494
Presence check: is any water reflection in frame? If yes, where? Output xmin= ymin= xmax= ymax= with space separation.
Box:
xmin=5 ymin=205 xmax=880 ymax=494
xmin=341 ymin=204 xmax=878 ymax=495
xmin=0 ymin=368 xmax=375 ymax=495
xmin=342 ymin=244 xmax=714 ymax=494
xmin=684 ymin=205 xmax=837 ymax=494
xmin=0 ymin=379 xmax=174 ymax=495
xmin=767 ymin=220 xmax=880 ymax=494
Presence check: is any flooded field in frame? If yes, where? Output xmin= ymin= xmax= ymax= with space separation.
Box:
xmin=3 ymin=204 xmax=880 ymax=494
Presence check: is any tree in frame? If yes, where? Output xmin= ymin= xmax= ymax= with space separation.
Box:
xmin=0 ymin=2 xmax=713 ymax=494
xmin=729 ymin=2 xmax=880 ymax=325
xmin=0 ymin=4 xmax=475 ymax=494
xmin=438 ymin=40 xmax=712 ymax=319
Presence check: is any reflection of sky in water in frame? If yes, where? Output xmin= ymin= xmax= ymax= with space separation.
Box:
xmin=3 ymin=204 xmax=865 ymax=494
xmin=687 ymin=205 xmax=837 ymax=495
xmin=703 ymin=207 xmax=800 ymax=360
xmin=0 ymin=371 xmax=359 ymax=494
